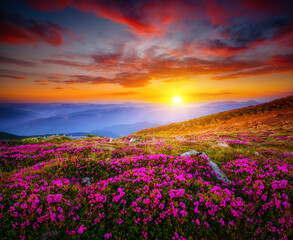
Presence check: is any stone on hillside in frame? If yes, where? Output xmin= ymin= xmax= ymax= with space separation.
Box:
xmin=81 ymin=177 xmax=92 ymax=186
xmin=254 ymin=151 xmax=260 ymax=156
xmin=130 ymin=138 xmax=136 ymax=142
xmin=200 ymin=152 xmax=231 ymax=184
xmin=109 ymin=138 xmax=113 ymax=142
xmin=180 ymin=150 xmax=200 ymax=157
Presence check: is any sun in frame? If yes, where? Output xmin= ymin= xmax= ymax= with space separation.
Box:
xmin=172 ymin=96 xmax=182 ymax=103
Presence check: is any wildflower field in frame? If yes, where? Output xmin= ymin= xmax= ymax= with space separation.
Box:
xmin=0 ymin=130 xmax=292 ymax=239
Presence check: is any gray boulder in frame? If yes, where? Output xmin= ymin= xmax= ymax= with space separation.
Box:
xmin=180 ymin=150 xmax=200 ymax=157
xmin=81 ymin=177 xmax=92 ymax=186
xmin=200 ymin=152 xmax=231 ymax=184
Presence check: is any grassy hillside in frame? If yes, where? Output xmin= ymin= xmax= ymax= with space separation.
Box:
xmin=0 ymin=96 xmax=292 ymax=240
xmin=136 ymin=95 xmax=293 ymax=136
xmin=0 ymin=130 xmax=292 ymax=239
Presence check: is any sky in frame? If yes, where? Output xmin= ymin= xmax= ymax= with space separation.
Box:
xmin=0 ymin=0 xmax=292 ymax=103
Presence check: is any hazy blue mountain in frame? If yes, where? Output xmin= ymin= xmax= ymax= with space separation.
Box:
xmin=3 ymin=106 xmax=155 ymax=136
xmin=100 ymin=121 xmax=163 ymax=137
xmin=0 ymin=107 xmax=37 ymax=128
xmin=89 ymin=130 xmax=119 ymax=138
xmin=1 ymin=100 xmax=263 ymax=136
xmin=0 ymin=131 xmax=23 ymax=140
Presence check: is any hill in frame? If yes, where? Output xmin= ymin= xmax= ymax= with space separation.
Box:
xmin=0 ymin=131 xmax=23 ymax=140
xmin=0 ymin=126 xmax=292 ymax=239
xmin=136 ymin=95 xmax=293 ymax=136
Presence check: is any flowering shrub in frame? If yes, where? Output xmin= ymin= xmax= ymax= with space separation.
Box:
xmin=0 ymin=131 xmax=292 ymax=239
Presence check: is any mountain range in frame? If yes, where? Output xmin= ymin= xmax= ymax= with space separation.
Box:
xmin=0 ymin=100 xmax=264 ymax=137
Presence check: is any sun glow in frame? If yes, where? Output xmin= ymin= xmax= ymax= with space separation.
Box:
xmin=172 ymin=96 xmax=182 ymax=103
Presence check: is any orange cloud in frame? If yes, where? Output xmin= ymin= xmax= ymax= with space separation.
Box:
xmin=0 ymin=74 xmax=26 ymax=80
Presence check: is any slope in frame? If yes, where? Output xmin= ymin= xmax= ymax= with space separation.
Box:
xmin=135 ymin=95 xmax=293 ymax=136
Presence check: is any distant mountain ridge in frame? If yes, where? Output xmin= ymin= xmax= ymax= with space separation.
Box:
xmin=0 ymin=99 xmax=266 ymax=136
xmin=135 ymin=95 xmax=293 ymax=136
xmin=101 ymin=121 xmax=163 ymax=137
xmin=0 ymin=131 xmax=24 ymax=140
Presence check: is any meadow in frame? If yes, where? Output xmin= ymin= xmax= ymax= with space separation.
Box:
xmin=0 ymin=130 xmax=292 ymax=240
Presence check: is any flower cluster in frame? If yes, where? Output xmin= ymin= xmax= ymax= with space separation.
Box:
xmin=0 ymin=130 xmax=292 ymax=239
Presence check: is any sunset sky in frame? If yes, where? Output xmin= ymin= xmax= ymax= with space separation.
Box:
xmin=0 ymin=0 xmax=292 ymax=103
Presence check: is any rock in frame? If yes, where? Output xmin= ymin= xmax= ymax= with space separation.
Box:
xmin=40 ymin=231 xmax=59 ymax=240
xmin=208 ymin=161 xmax=231 ymax=185
xmin=200 ymin=152 xmax=231 ymax=185
xmin=109 ymin=138 xmax=113 ymax=142
xmin=180 ymin=150 xmax=200 ymax=157
xmin=176 ymin=137 xmax=185 ymax=140
xmin=130 ymin=138 xmax=136 ymax=142
xmin=81 ymin=177 xmax=92 ymax=186
xmin=254 ymin=151 xmax=260 ymax=156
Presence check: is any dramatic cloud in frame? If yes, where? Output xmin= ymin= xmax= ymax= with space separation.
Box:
xmin=28 ymin=0 xmax=204 ymax=34
xmin=270 ymin=54 xmax=293 ymax=67
xmin=0 ymin=74 xmax=26 ymax=80
xmin=46 ymin=72 xmax=152 ymax=88
xmin=37 ymin=50 xmax=293 ymax=87
xmin=1 ymin=0 xmax=292 ymax=101
xmin=35 ymin=80 xmax=48 ymax=86
xmin=92 ymin=52 xmax=123 ymax=66
xmin=0 ymin=11 xmax=67 ymax=46
xmin=0 ymin=56 xmax=36 ymax=67
xmin=42 ymin=59 xmax=95 ymax=69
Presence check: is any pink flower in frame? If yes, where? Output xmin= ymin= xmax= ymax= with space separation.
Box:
xmin=117 ymin=218 xmax=123 ymax=224
xmin=77 ymin=225 xmax=87 ymax=234
xmin=142 ymin=231 xmax=148 ymax=237
xmin=219 ymin=218 xmax=225 ymax=226
xmin=195 ymin=219 xmax=200 ymax=226
xmin=135 ymin=189 xmax=140 ymax=194
xmin=228 ymin=221 xmax=235 ymax=226
xmin=104 ymin=233 xmax=112 ymax=239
